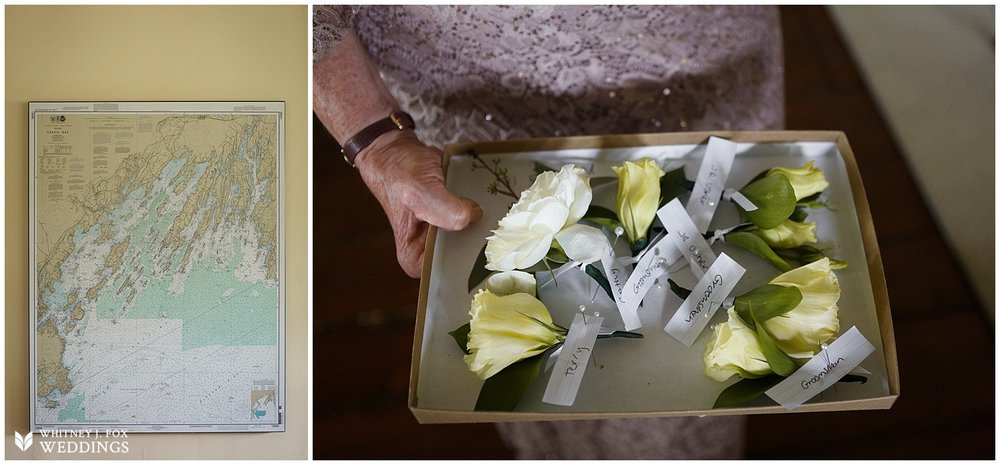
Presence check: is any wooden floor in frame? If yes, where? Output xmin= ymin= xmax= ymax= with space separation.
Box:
xmin=312 ymin=6 xmax=994 ymax=459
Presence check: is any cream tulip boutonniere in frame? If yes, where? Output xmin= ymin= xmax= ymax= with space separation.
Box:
xmin=612 ymin=158 xmax=665 ymax=249
xmin=693 ymin=258 xmax=863 ymax=407
xmin=712 ymin=162 xmax=846 ymax=271
xmin=463 ymin=288 xmax=564 ymax=380
xmin=769 ymin=161 xmax=829 ymax=201
xmin=450 ymin=271 xmax=642 ymax=411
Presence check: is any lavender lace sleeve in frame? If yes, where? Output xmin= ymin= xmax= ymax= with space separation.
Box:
xmin=349 ymin=5 xmax=784 ymax=149
xmin=313 ymin=5 xmax=358 ymax=62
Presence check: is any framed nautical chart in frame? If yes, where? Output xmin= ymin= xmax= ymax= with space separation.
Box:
xmin=29 ymin=102 xmax=285 ymax=432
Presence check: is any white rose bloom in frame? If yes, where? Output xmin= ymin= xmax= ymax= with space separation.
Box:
xmin=511 ymin=164 xmax=592 ymax=224
xmin=554 ymin=224 xmax=610 ymax=265
xmin=485 ymin=165 xmax=593 ymax=271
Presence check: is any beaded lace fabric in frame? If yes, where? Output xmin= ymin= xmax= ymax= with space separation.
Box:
xmin=314 ymin=5 xmax=784 ymax=149
xmin=314 ymin=5 xmax=783 ymax=459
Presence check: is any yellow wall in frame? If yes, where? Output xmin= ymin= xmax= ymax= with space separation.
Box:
xmin=5 ymin=6 xmax=308 ymax=459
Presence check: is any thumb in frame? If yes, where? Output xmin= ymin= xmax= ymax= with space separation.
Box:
xmin=409 ymin=180 xmax=483 ymax=231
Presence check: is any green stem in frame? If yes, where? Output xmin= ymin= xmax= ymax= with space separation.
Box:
xmin=469 ymin=150 xmax=519 ymax=200
xmin=597 ymin=331 xmax=644 ymax=339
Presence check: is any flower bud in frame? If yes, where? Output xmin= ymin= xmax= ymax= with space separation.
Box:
xmin=704 ymin=307 xmax=772 ymax=381
xmin=751 ymin=220 xmax=817 ymax=249
xmin=464 ymin=289 xmax=563 ymax=379
xmin=612 ymin=158 xmax=665 ymax=244
xmin=763 ymin=258 xmax=841 ymax=358
xmin=769 ymin=161 xmax=829 ymax=201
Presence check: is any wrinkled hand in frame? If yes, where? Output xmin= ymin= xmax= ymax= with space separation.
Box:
xmin=356 ymin=131 xmax=483 ymax=278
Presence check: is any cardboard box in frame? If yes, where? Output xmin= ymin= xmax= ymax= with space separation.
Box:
xmin=410 ymin=131 xmax=899 ymax=423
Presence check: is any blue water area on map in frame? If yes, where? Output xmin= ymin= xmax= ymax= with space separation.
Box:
xmin=88 ymin=154 xmax=277 ymax=351
xmin=96 ymin=258 xmax=277 ymax=350
xmin=57 ymin=394 xmax=86 ymax=422
xmin=254 ymin=410 xmax=266 ymax=418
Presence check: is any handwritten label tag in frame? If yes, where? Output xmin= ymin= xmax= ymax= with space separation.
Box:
xmin=658 ymin=198 xmax=717 ymax=278
xmin=686 ymin=136 xmax=737 ymax=233
xmin=616 ymin=237 xmax=680 ymax=324
xmin=664 ymin=253 xmax=746 ymax=347
xmin=765 ymin=326 xmax=876 ymax=410
xmin=600 ymin=250 xmax=641 ymax=331
xmin=542 ymin=314 xmax=603 ymax=406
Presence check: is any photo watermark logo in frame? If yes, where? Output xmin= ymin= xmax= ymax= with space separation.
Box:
xmin=14 ymin=432 xmax=32 ymax=451
xmin=13 ymin=429 xmax=129 ymax=454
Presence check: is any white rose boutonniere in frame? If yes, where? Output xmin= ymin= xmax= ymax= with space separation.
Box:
xmin=485 ymin=164 xmax=607 ymax=271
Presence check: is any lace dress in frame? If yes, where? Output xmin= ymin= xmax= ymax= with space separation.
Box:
xmin=315 ymin=5 xmax=783 ymax=459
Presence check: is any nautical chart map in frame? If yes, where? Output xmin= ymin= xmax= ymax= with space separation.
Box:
xmin=30 ymin=102 xmax=284 ymax=432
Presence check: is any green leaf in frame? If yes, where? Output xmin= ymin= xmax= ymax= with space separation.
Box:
xmin=774 ymin=245 xmax=848 ymax=270
xmin=590 ymin=176 xmax=617 ymax=189
xmin=546 ymin=243 xmax=569 ymax=264
xmin=467 ymin=243 xmax=491 ymax=292
xmin=751 ymin=312 xmax=797 ymax=377
xmin=798 ymin=191 xmax=822 ymax=205
xmin=521 ymin=260 xmax=551 ymax=273
xmin=798 ymin=199 xmax=829 ymax=210
xmin=789 ymin=206 xmax=810 ymax=223
xmin=667 ymin=278 xmax=692 ymax=300
xmin=739 ymin=174 xmax=796 ymax=229
xmin=745 ymin=168 xmax=772 ymax=186
xmin=659 ymin=166 xmax=693 ymax=207
xmin=734 ymin=284 xmax=803 ymax=324
xmin=585 ymin=264 xmax=614 ymax=301
xmin=448 ymin=323 xmax=472 ymax=355
xmin=713 ymin=375 xmax=784 ymax=408
xmin=725 ymin=231 xmax=793 ymax=272
xmin=584 ymin=217 xmax=622 ymax=234
xmin=475 ymin=352 xmax=546 ymax=411
xmin=585 ymin=204 xmax=619 ymax=221
xmin=596 ymin=330 xmax=644 ymax=340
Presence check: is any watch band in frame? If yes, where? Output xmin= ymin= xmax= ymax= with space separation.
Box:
xmin=341 ymin=111 xmax=415 ymax=167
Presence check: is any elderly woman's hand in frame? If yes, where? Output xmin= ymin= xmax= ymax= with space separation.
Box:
xmin=355 ymin=130 xmax=482 ymax=278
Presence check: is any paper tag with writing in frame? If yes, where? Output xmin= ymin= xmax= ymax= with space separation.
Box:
xmin=658 ymin=198 xmax=717 ymax=278
xmin=617 ymin=237 xmax=680 ymax=323
xmin=542 ymin=314 xmax=603 ymax=406
xmin=664 ymin=253 xmax=746 ymax=347
xmin=686 ymin=136 xmax=738 ymax=233
xmin=765 ymin=326 xmax=876 ymax=410
xmin=600 ymin=250 xmax=641 ymax=331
